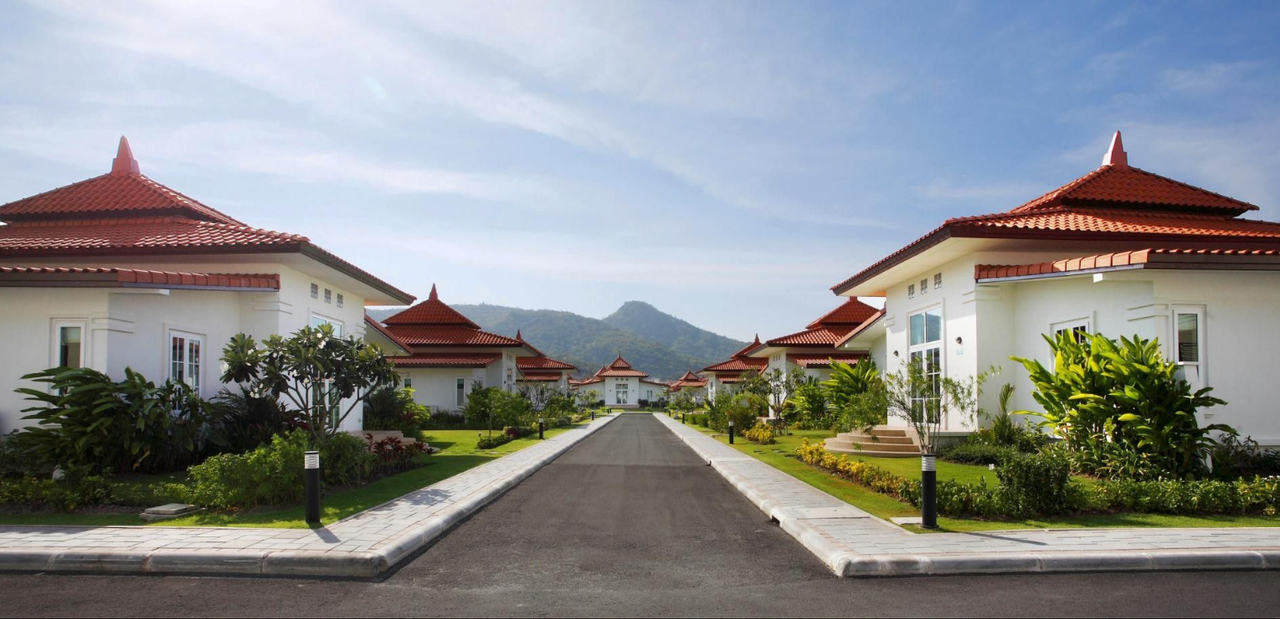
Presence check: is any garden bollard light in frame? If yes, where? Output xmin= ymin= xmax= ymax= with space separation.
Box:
xmin=729 ymin=420 xmax=735 ymax=444
xmin=921 ymin=454 xmax=938 ymax=529
xmin=304 ymin=450 xmax=321 ymax=527
xmin=539 ymin=417 xmax=545 ymax=440
xmin=681 ymin=413 xmax=685 ymax=424
xmin=591 ymin=410 xmax=595 ymax=421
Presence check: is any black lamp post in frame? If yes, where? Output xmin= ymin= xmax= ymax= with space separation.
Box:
xmin=538 ymin=417 xmax=545 ymax=440
xmin=304 ymin=450 xmax=321 ymax=527
xmin=728 ymin=419 xmax=735 ymax=444
xmin=921 ymin=453 xmax=938 ymax=529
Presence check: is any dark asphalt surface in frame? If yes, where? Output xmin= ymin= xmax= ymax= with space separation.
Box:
xmin=2 ymin=414 xmax=1279 ymax=617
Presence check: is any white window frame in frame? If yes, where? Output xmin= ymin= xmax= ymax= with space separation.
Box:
xmin=1171 ymin=305 xmax=1206 ymax=389
xmin=456 ymin=378 xmax=466 ymax=407
xmin=907 ymin=284 xmax=915 ymax=299
xmin=310 ymin=283 xmax=319 ymax=299
xmin=907 ymin=305 xmax=945 ymax=426
xmin=324 ymin=288 xmax=332 ymax=304
xmin=920 ymin=278 xmax=928 ymax=294
xmin=336 ymin=293 xmax=344 ymax=308
xmin=310 ymin=313 xmax=344 ymax=337
xmin=934 ymin=272 xmax=942 ymax=289
xmin=50 ymin=319 xmax=88 ymax=370
xmin=166 ymin=328 xmax=205 ymax=393
xmin=1050 ymin=317 xmax=1091 ymax=343
xmin=403 ymin=376 xmax=412 ymax=390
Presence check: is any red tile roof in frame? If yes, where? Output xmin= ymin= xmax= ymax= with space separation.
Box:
xmin=596 ymin=355 xmax=649 ymax=377
xmin=670 ymin=370 xmax=707 ymax=389
xmin=729 ymin=335 xmax=763 ymax=358
xmin=383 ymin=285 xmax=479 ymax=327
xmin=831 ymin=133 xmax=1279 ymax=296
xmin=385 ymin=325 xmax=521 ymax=347
xmin=766 ymin=325 xmax=855 ymax=347
xmin=517 ymin=355 xmax=576 ymax=370
xmin=0 ymin=266 xmax=279 ymax=290
xmin=834 ymin=308 xmax=886 ymax=348
xmin=787 ymin=353 xmax=868 ymax=368
xmin=518 ymin=371 xmax=565 ymax=382
xmin=390 ymin=353 xmax=501 ymax=368
xmin=975 ymin=247 xmax=1280 ymax=281
xmin=0 ymin=138 xmax=414 ymax=304
xmin=1009 ymin=163 xmax=1257 ymax=216
xmin=805 ymin=298 xmax=881 ymax=329
xmin=701 ymin=357 xmax=768 ymax=373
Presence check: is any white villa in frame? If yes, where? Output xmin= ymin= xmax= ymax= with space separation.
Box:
xmin=668 ymin=370 xmax=708 ymax=402
xmin=570 ymin=356 xmax=668 ymax=408
xmin=0 ymin=137 xmax=415 ymax=433
xmin=375 ymin=285 xmax=573 ymax=413
xmin=832 ymin=132 xmax=1280 ymax=446
xmin=747 ymin=297 xmax=881 ymax=383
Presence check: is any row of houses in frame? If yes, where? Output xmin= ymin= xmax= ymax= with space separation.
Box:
xmin=0 ymin=138 xmax=586 ymax=432
xmin=686 ymin=132 xmax=1280 ymax=447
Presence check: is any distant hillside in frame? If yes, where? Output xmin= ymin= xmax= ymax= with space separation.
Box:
xmin=367 ymin=302 xmax=745 ymax=381
xmin=604 ymin=301 xmax=746 ymax=363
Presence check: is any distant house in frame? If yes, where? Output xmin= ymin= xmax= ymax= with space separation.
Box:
xmin=831 ymin=132 xmax=1280 ymax=445
xmin=747 ymin=298 xmax=881 ymax=382
xmin=514 ymin=330 xmax=576 ymax=391
xmin=668 ymin=370 xmax=708 ymax=402
xmin=570 ymin=355 xmax=667 ymax=408
xmin=0 ymin=137 xmax=415 ymax=433
xmin=376 ymin=285 xmax=537 ymax=413
xmin=701 ymin=336 xmax=769 ymax=400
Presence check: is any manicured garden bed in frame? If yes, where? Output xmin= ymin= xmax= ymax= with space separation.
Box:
xmin=688 ymin=425 xmax=1280 ymax=533
xmin=0 ymin=424 xmax=587 ymax=529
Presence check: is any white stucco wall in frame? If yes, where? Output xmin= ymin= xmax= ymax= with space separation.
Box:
xmin=400 ymin=367 xmax=486 ymax=414
xmin=0 ymin=258 xmax=376 ymax=433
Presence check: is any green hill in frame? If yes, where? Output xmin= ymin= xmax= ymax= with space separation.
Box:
xmin=367 ymin=302 xmax=744 ymax=381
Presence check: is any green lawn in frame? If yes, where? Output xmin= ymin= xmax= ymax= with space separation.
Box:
xmin=0 ymin=423 xmax=590 ymax=529
xmin=686 ymin=423 xmax=1280 ymax=533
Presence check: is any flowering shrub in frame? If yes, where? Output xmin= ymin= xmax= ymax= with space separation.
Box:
xmin=744 ymin=422 xmax=776 ymax=445
xmin=367 ymin=436 xmax=431 ymax=475
xmin=797 ymin=439 xmax=1280 ymax=519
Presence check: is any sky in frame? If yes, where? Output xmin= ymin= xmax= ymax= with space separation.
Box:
xmin=1 ymin=0 xmax=1278 ymax=342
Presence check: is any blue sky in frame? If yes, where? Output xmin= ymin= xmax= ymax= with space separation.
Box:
xmin=1 ymin=1 xmax=1278 ymax=341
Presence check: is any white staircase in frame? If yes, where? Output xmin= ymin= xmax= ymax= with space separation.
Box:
xmin=823 ymin=426 xmax=920 ymax=458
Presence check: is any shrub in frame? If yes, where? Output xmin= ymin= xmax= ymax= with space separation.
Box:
xmin=1207 ymin=435 xmax=1280 ymax=481
xmin=940 ymin=442 xmax=1019 ymax=466
xmin=686 ymin=413 xmax=708 ymax=427
xmin=367 ymin=436 xmax=429 ymax=474
xmin=993 ymin=450 xmax=1085 ymax=517
xmin=744 ymin=422 xmax=776 ymax=445
xmin=364 ymin=386 xmax=431 ymax=438
xmin=823 ymin=358 xmax=886 ymax=434
xmin=16 ymin=367 xmax=213 ymax=474
xmin=725 ymin=393 xmax=767 ymax=433
xmin=186 ymin=430 xmax=378 ymax=510
xmin=0 ymin=468 xmax=113 ymax=512
xmin=207 ymin=387 xmax=296 ymax=455
xmin=0 ymin=431 xmax=48 ymax=479
xmin=1014 ymin=332 xmax=1230 ymax=479
xmin=477 ymin=434 xmax=516 ymax=450
xmin=463 ymin=384 xmax=535 ymax=437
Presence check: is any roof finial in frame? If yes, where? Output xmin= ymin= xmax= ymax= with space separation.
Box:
xmin=516 ymin=329 xmax=523 ymax=341
xmin=428 ymin=284 xmax=438 ymax=301
xmin=111 ymin=136 xmax=140 ymax=176
xmin=1102 ymin=131 xmax=1128 ymax=169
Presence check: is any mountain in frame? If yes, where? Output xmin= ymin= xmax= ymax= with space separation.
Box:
xmin=603 ymin=301 xmax=746 ymax=363
xmin=367 ymin=302 xmax=745 ymax=381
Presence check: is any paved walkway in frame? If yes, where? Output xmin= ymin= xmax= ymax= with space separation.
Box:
xmin=0 ymin=414 xmax=620 ymax=577
xmin=653 ymin=413 xmax=1280 ymax=577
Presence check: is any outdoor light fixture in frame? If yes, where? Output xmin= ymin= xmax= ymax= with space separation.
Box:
xmin=893 ymin=350 xmax=899 ymax=357
xmin=728 ymin=419 xmax=735 ymax=444
xmin=538 ymin=417 xmax=545 ymax=440
xmin=304 ymin=450 xmax=321 ymax=527
xmin=921 ymin=454 xmax=938 ymax=529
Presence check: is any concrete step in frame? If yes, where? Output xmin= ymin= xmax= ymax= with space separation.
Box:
xmin=825 ymin=439 xmax=920 ymax=454
xmin=835 ymin=434 xmax=915 ymax=445
xmin=823 ymin=445 xmax=920 ymax=458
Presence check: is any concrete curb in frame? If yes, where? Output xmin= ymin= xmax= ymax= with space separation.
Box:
xmin=651 ymin=414 xmax=1280 ymax=579
xmin=0 ymin=414 xmax=619 ymax=579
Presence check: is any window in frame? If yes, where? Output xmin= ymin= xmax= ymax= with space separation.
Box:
xmin=336 ymin=293 xmax=344 ymax=308
xmin=324 ymin=288 xmax=332 ymax=304
xmin=403 ymin=377 xmax=412 ymax=389
xmin=1172 ymin=306 xmax=1205 ymax=389
xmin=310 ymin=283 xmax=319 ymax=299
xmin=1051 ymin=318 xmax=1090 ymax=343
xmin=908 ymin=284 xmax=915 ymax=299
xmin=456 ymin=378 xmax=466 ymax=407
xmin=616 ymin=383 xmax=628 ymax=405
xmin=53 ymin=321 xmax=85 ymax=369
xmin=920 ymin=278 xmax=928 ymax=294
xmin=310 ymin=314 xmax=343 ymax=336
xmin=168 ymin=331 xmax=204 ymax=392
xmin=934 ymin=273 xmax=942 ymax=289
xmin=908 ymin=308 xmax=944 ymax=424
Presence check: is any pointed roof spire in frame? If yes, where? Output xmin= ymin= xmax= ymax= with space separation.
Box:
xmin=428 ymin=283 xmax=439 ymax=301
xmin=1101 ymin=130 xmax=1128 ymax=169
xmin=515 ymin=329 xmax=523 ymax=341
xmin=110 ymin=136 xmax=140 ymax=176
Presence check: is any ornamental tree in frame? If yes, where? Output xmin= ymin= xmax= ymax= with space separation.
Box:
xmin=220 ymin=324 xmax=398 ymax=443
